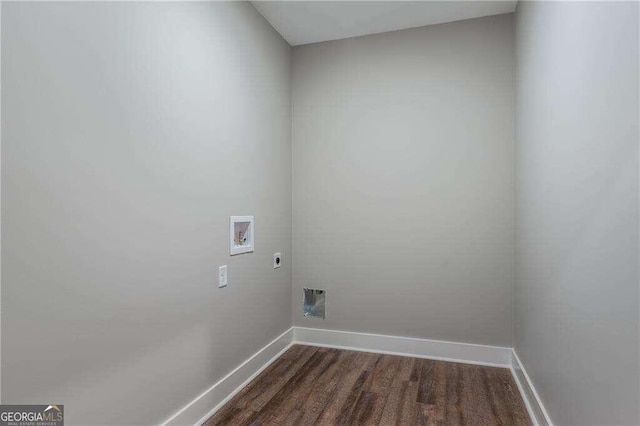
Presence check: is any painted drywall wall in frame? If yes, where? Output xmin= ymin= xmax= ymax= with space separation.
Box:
xmin=1 ymin=2 xmax=291 ymax=423
xmin=292 ymin=14 xmax=515 ymax=346
xmin=514 ymin=1 xmax=639 ymax=425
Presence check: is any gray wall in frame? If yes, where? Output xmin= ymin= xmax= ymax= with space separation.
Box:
xmin=514 ymin=2 xmax=639 ymax=425
xmin=1 ymin=2 xmax=291 ymax=424
xmin=292 ymin=14 xmax=515 ymax=346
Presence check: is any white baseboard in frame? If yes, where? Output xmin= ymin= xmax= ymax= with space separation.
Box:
xmin=162 ymin=327 xmax=543 ymax=426
xmin=294 ymin=326 xmax=512 ymax=368
xmin=162 ymin=327 xmax=294 ymax=426
xmin=510 ymin=350 xmax=553 ymax=426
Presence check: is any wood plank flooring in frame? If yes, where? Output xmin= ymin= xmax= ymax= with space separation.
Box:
xmin=203 ymin=345 xmax=531 ymax=426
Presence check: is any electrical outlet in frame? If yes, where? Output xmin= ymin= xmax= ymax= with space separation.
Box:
xmin=218 ymin=265 xmax=228 ymax=288
xmin=273 ymin=253 xmax=282 ymax=269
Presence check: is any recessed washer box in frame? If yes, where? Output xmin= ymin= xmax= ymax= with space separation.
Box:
xmin=230 ymin=216 xmax=254 ymax=255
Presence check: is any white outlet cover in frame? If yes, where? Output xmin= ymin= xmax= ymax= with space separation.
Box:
xmin=218 ymin=265 xmax=228 ymax=288
xmin=273 ymin=252 xmax=282 ymax=269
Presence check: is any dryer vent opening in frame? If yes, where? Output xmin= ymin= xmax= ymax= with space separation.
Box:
xmin=303 ymin=288 xmax=325 ymax=319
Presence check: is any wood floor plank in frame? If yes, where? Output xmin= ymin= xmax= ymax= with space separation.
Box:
xmin=367 ymin=393 xmax=390 ymax=425
xmin=241 ymin=345 xmax=313 ymax=410
xmin=398 ymin=380 xmax=419 ymax=426
xmin=422 ymin=360 xmax=447 ymax=424
xmin=250 ymin=347 xmax=340 ymax=424
xmin=482 ymin=367 xmax=513 ymax=425
xmin=397 ymin=355 xmax=417 ymax=383
xmin=263 ymin=348 xmax=343 ymax=424
xmin=460 ymin=363 xmax=496 ymax=425
xmin=314 ymin=353 xmax=372 ymax=425
xmin=445 ymin=362 xmax=464 ymax=424
xmin=296 ymin=350 xmax=357 ymax=425
xmin=416 ymin=358 xmax=436 ymax=404
xmin=379 ymin=381 xmax=404 ymax=425
xmin=370 ymin=354 xmax=400 ymax=393
xmin=204 ymin=345 xmax=319 ymax=426
xmin=202 ymin=345 xmax=532 ymax=426
xmin=346 ymin=390 xmax=378 ymax=424
xmin=333 ymin=370 xmax=370 ymax=425
xmin=352 ymin=352 xmax=391 ymax=425
xmin=282 ymin=408 xmax=304 ymax=426
xmin=484 ymin=367 xmax=531 ymax=426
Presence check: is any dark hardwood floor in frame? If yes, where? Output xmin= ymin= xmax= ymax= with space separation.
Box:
xmin=203 ymin=345 xmax=531 ymax=426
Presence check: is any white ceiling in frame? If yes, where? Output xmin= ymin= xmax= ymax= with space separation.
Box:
xmin=252 ymin=1 xmax=517 ymax=46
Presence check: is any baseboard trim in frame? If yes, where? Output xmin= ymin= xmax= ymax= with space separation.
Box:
xmin=162 ymin=327 xmax=294 ymax=426
xmin=294 ymin=326 xmax=512 ymax=368
xmin=510 ymin=350 xmax=553 ymax=426
xmin=162 ymin=327 xmax=539 ymax=426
